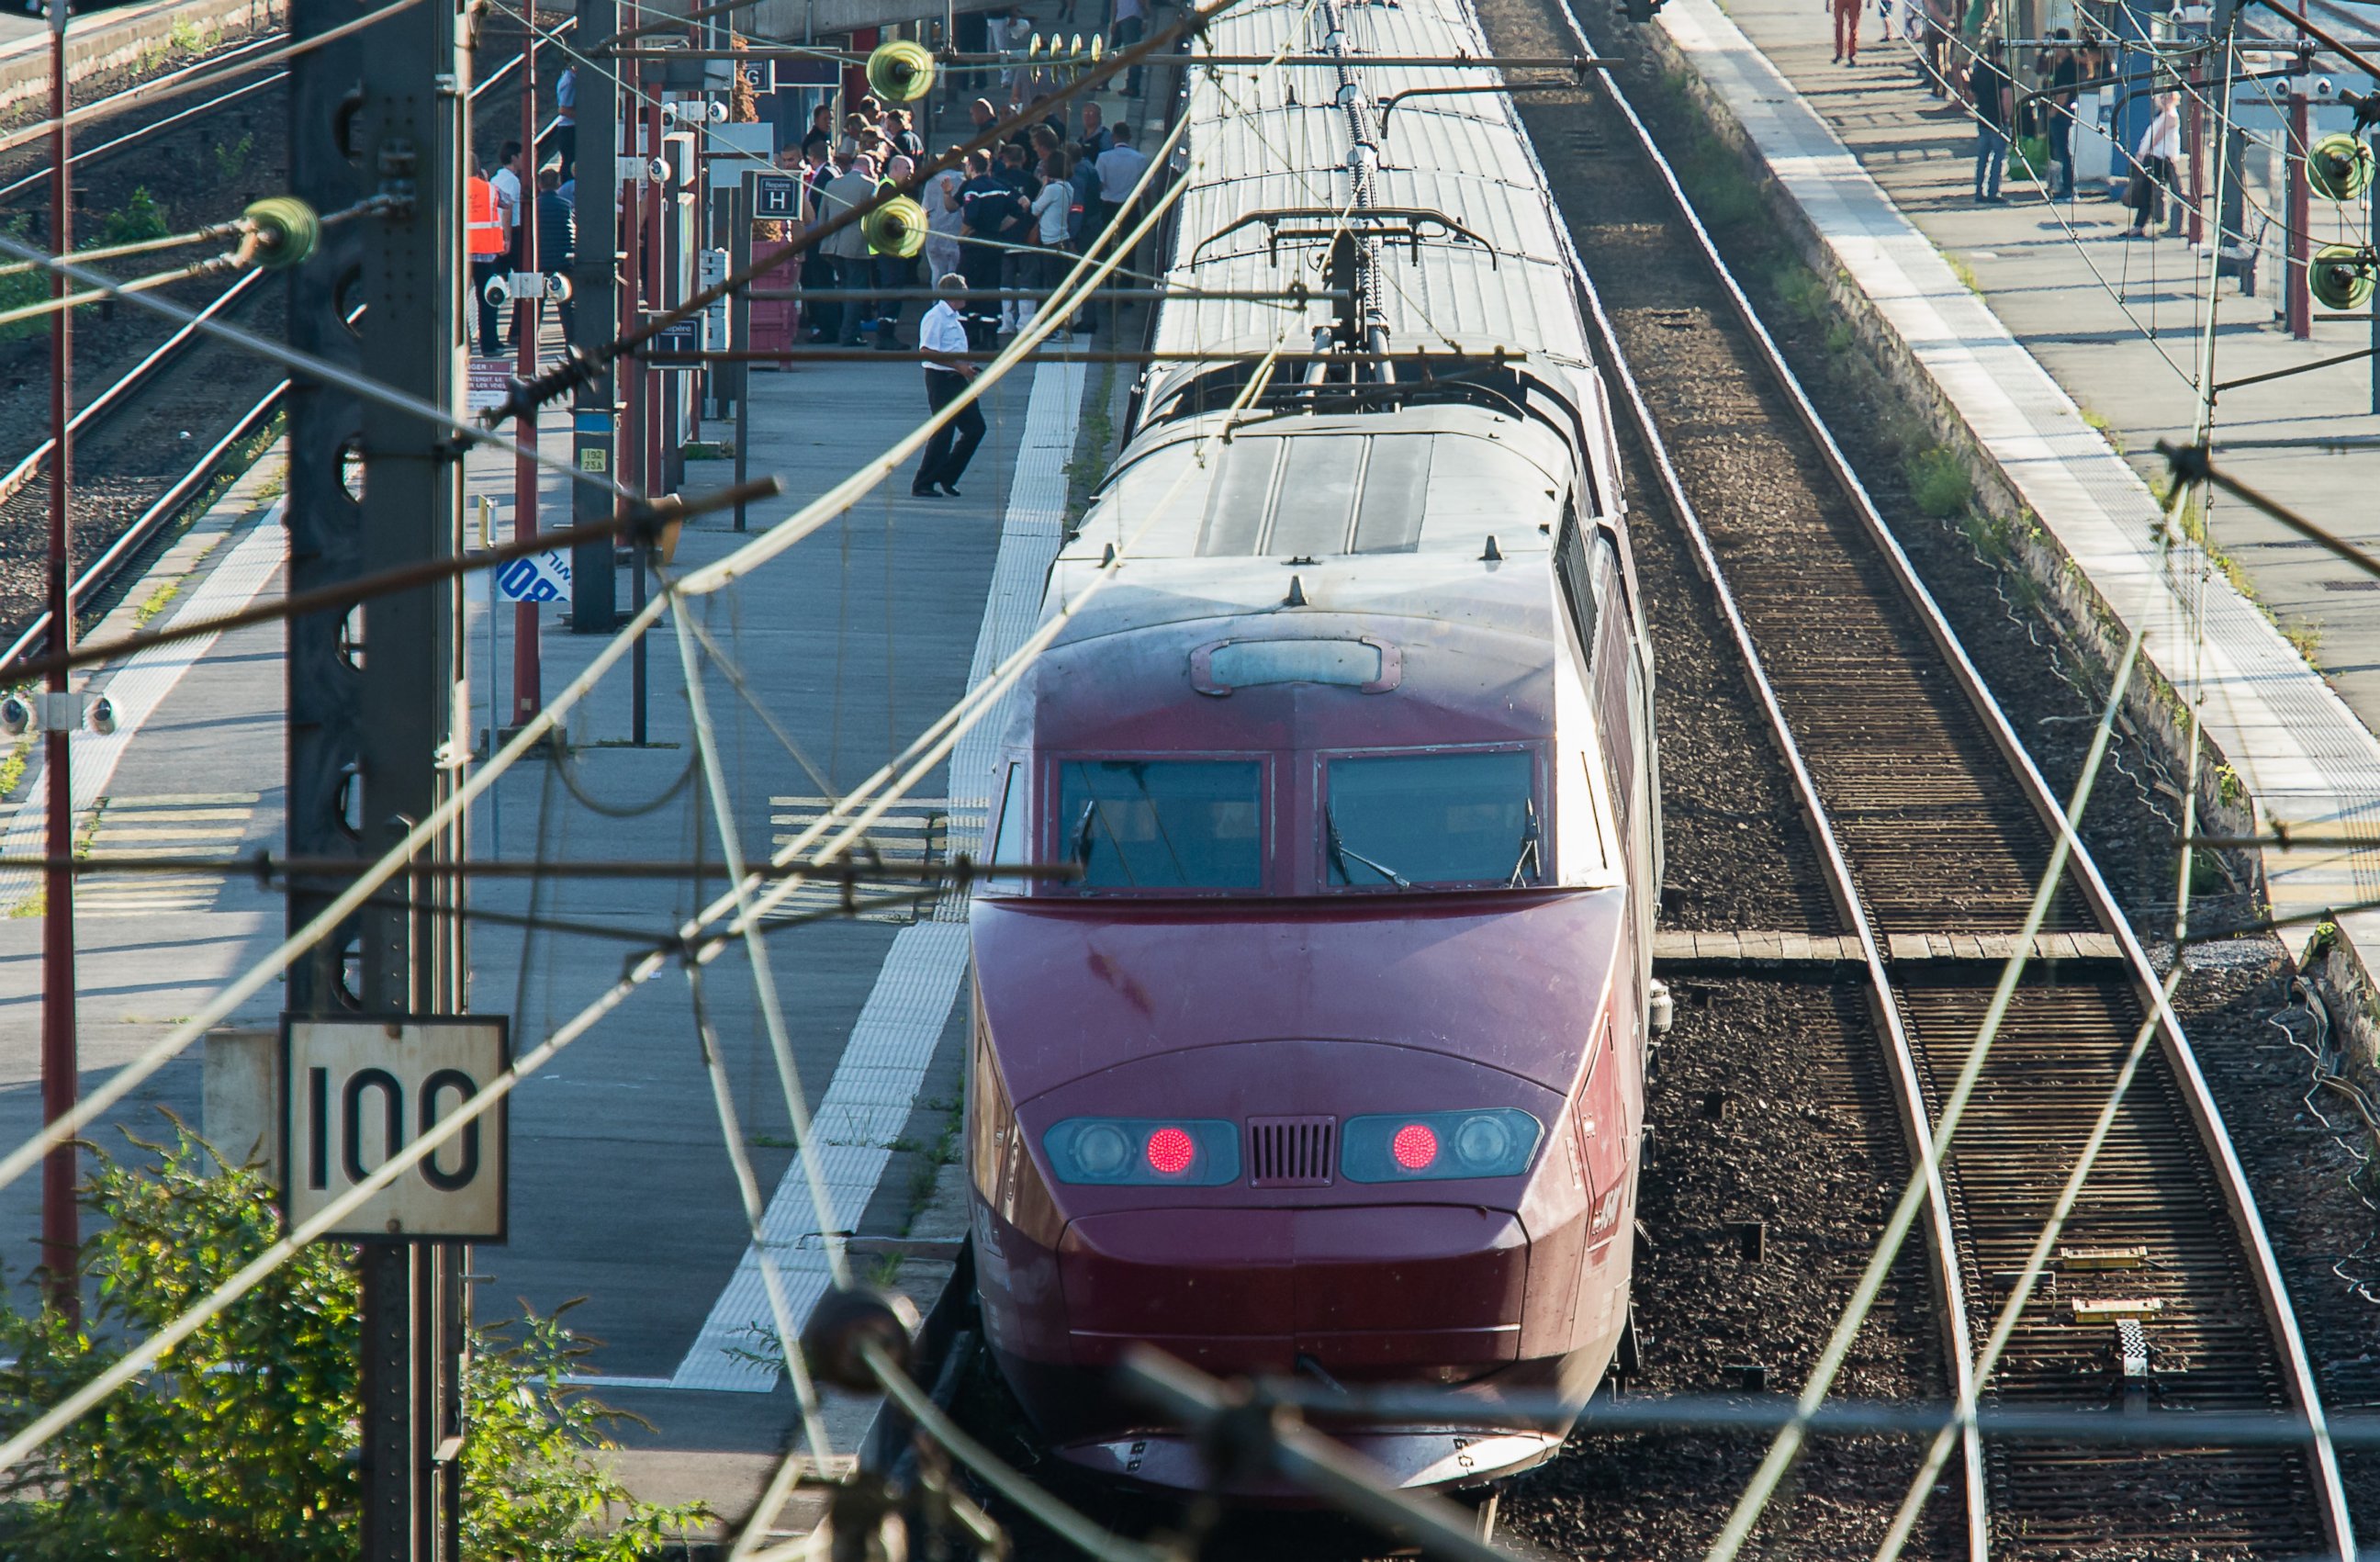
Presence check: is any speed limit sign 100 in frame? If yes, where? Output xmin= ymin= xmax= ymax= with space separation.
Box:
xmin=280 ymin=1017 xmax=510 ymax=1241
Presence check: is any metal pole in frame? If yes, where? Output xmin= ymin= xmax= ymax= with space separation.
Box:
xmin=732 ymin=172 xmax=752 ymax=532
xmin=568 ymin=0 xmax=619 ymax=633
xmin=338 ymin=0 xmax=468 ymax=1554
xmin=479 ymin=496 xmax=500 ymax=858
xmin=2288 ymin=84 xmax=2311 ymax=338
xmin=621 ymin=96 xmax=648 ymax=741
xmin=2371 ymin=129 xmax=2379 ymax=414
xmin=40 ymin=0 xmax=77 ymax=1317
xmin=513 ymin=21 xmax=543 ymax=724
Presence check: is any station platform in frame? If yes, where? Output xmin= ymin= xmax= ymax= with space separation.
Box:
xmin=0 ymin=336 xmax=1098 ymax=1543
xmin=1647 ymin=0 xmax=2380 ymax=1006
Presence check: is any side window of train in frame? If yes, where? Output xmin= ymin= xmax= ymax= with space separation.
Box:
xmin=1589 ymin=533 xmax=1633 ymax=807
xmin=1554 ymin=509 xmax=1597 ymax=664
xmin=991 ymin=761 xmax=1026 ymax=866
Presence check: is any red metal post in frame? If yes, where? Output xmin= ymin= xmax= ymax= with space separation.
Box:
xmin=2287 ymin=88 xmax=2311 ymax=339
xmin=644 ymin=96 xmax=664 ymax=501
xmin=512 ymin=19 xmax=542 ymax=725
xmin=40 ymin=0 xmax=77 ymax=1315
xmin=2184 ymin=62 xmax=2204 ymax=246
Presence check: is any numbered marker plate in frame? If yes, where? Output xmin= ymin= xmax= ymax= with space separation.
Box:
xmin=280 ymin=1017 xmax=511 ymax=1241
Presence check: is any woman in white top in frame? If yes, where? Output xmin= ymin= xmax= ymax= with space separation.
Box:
xmin=1027 ymin=152 xmax=1075 ymax=334
xmin=2126 ymin=94 xmax=2183 ymax=238
xmin=923 ymin=148 xmax=966 ymax=288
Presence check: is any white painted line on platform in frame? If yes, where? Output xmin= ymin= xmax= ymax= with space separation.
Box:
xmin=668 ymin=360 xmax=1088 ymax=1392
xmin=0 ymin=504 xmax=285 ymax=916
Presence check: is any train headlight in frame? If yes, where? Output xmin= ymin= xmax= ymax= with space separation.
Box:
xmin=1044 ymin=1118 xmax=1240 ymax=1186
xmin=1073 ymin=1122 xmax=1132 ymax=1178
xmin=1342 ymin=1109 xmax=1542 ymax=1182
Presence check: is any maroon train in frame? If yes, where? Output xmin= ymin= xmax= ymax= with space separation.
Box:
xmin=961 ymin=0 xmax=1661 ymax=1499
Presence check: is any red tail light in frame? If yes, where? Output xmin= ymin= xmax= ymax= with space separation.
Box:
xmin=1390 ymin=1122 xmax=1439 ymax=1171
xmin=1145 ymin=1126 xmax=1196 ymax=1175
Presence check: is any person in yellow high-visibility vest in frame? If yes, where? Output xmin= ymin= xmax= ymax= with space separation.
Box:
xmin=466 ymin=171 xmax=507 ymax=355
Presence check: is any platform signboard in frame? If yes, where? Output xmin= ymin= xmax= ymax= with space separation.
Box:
xmin=496 ymin=547 xmax=573 ymax=603
xmin=280 ymin=1017 xmax=510 ymax=1241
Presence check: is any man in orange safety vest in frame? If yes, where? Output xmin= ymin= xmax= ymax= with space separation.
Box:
xmin=466 ymin=170 xmax=507 ymax=355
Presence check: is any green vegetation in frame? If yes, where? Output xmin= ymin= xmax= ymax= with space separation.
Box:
xmin=0 ymin=1127 xmax=703 ymax=1559
xmin=214 ymin=133 xmax=255 ymax=185
xmin=1654 ymin=73 xmax=1765 ymax=230
xmin=0 ymin=190 xmax=182 ymax=343
xmin=95 ymin=186 xmax=171 ymax=252
xmin=166 ymin=16 xmax=223 ymax=55
xmin=1062 ymin=365 xmax=1119 ymax=533
xmin=132 ymin=579 xmax=182 ymax=629
xmin=0 ymin=727 xmax=31 ymax=799
xmin=1905 ymin=446 xmax=1973 ymax=519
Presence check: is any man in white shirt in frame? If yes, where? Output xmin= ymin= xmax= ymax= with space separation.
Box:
xmin=487 ymin=140 xmax=526 ymax=343
xmin=912 ymin=275 xmax=986 ymax=498
xmin=1093 ymin=125 xmax=1151 ymax=297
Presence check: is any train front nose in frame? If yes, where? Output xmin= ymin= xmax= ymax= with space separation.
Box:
xmin=1059 ymin=1201 xmax=1531 ymax=1375
xmin=1050 ymin=1202 xmax=1550 ymax=1492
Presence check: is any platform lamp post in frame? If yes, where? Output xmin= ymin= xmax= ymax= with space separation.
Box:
xmin=40 ymin=0 xmax=77 ymax=1316
xmin=2288 ymin=80 xmax=2312 ymax=339
xmin=513 ymin=12 xmax=543 ymax=728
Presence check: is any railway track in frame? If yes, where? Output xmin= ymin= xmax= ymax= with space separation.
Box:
xmin=0 ymin=26 xmax=556 ymax=667
xmin=1483 ymin=1 xmax=2360 ymax=1554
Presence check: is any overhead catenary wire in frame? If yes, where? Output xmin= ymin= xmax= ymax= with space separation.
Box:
xmin=0 ymin=58 xmax=1192 ymax=1221
xmin=0 ymin=0 xmax=428 ymax=161
xmin=0 ymin=51 xmax=1213 ymax=1482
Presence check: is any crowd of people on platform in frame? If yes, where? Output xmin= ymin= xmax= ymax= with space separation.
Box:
xmin=466 ymin=119 xmax=578 ymax=360
xmin=780 ymin=90 xmax=1151 ymax=349
xmin=1824 ymin=1 xmax=2177 ymax=231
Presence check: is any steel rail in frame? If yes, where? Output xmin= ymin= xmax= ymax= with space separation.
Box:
xmin=1522 ymin=68 xmax=1991 ymax=1562
xmin=0 ymin=72 xmax=284 ymax=207
xmin=1563 ymin=16 xmax=2357 ymax=1558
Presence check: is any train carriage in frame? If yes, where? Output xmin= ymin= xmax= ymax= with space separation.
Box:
xmin=963 ymin=0 xmax=1664 ymax=1494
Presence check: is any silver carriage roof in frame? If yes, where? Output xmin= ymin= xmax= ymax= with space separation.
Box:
xmin=1070 ymin=0 xmax=1606 ymax=566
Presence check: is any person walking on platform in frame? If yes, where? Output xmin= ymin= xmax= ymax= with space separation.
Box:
xmin=551 ymin=65 xmax=577 ymax=179
xmin=1831 ymin=0 xmax=1861 ymax=65
xmin=2042 ymin=29 xmax=2078 ymax=198
xmin=1113 ymin=0 xmax=1148 ymax=97
xmin=1965 ymin=39 xmax=2013 ymax=203
xmin=816 ymin=151 xmax=877 ymax=345
xmin=2125 ymin=93 xmax=2183 ymax=237
xmin=466 ymin=165 xmax=508 ymax=356
xmin=913 ymin=275 xmax=987 ymax=498
xmin=536 ymin=166 xmax=575 ymax=340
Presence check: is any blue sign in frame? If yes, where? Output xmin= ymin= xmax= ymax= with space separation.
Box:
xmin=496 ymin=549 xmax=573 ymax=604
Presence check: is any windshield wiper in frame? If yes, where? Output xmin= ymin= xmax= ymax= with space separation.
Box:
xmin=1327 ymin=808 xmax=1409 ymax=889
xmin=1072 ymin=800 xmax=1098 ymax=866
xmin=1509 ymin=796 xmax=1542 ymax=889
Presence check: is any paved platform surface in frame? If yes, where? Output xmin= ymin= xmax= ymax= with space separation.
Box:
xmin=1657 ymin=0 xmax=2380 ymax=969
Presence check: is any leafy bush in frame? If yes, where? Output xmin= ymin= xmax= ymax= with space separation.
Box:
xmin=94 ymin=186 xmax=171 ymax=252
xmin=1905 ymin=447 xmax=1972 ymax=519
xmin=0 ymin=1127 xmax=702 ymax=1560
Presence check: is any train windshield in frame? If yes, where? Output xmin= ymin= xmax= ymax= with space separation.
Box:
xmin=1057 ymin=759 xmax=1265 ymax=889
xmin=1325 ymin=750 xmax=1540 ymax=889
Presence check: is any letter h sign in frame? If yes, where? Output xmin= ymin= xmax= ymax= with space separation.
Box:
xmin=281 ymin=1017 xmax=511 ymax=1241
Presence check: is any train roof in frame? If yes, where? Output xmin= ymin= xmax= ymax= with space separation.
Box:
xmin=1141 ymin=0 xmax=1595 ymax=411
xmin=1060 ymin=404 xmax=1573 ymax=563
xmin=1024 ymin=553 xmax=1556 ymax=747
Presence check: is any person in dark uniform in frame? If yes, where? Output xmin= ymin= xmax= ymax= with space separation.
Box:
xmin=913 ymin=275 xmax=986 ymax=497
